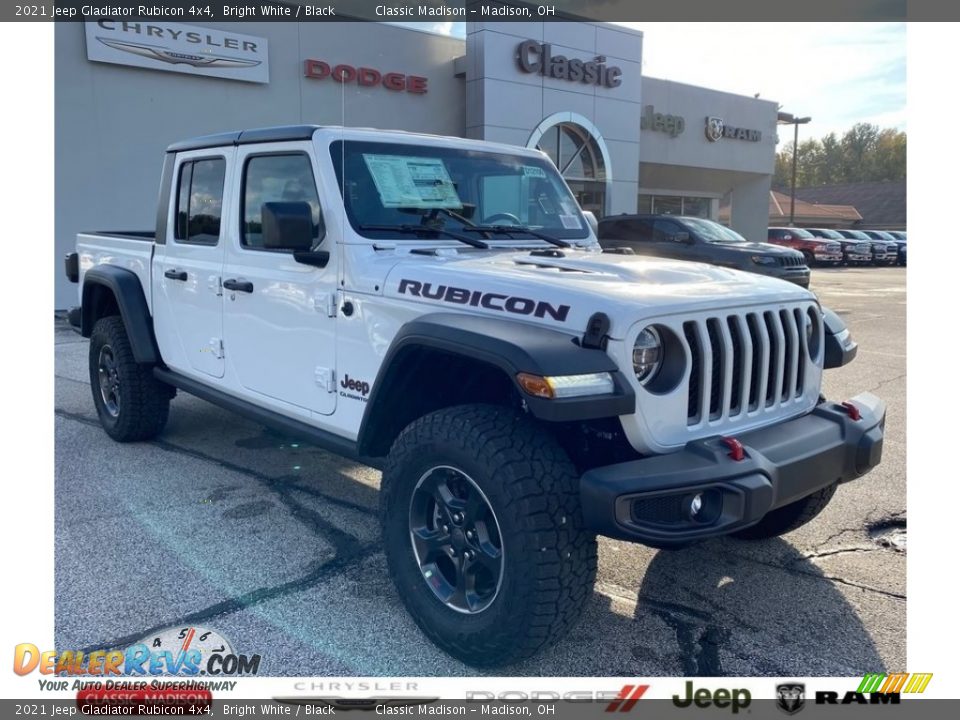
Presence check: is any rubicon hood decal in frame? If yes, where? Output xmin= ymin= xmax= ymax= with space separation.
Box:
xmin=398 ymin=278 xmax=571 ymax=322
xmin=97 ymin=38 xmax=262 ymax=69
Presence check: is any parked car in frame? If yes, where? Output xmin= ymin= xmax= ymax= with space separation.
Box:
xmin=806 ymin=228 xmax=873 ymax=266
xmin=64 ymin=124 xmax=884 ymax=667
xmin=598 ymin=214 xmax=810 ymax=287
xmin=872 ymin=230 xmax=907 ymax=266
xmin=767 ymin=227 xmax=843 ymax=266
xmin=836 ymin=229 xmax=898 ymax=265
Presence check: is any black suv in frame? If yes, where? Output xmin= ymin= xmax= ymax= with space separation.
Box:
xmin=598 ymin=214 xmax=810 ymax=288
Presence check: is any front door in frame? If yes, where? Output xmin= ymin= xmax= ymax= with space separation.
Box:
xmin=152 ymin=150 xmax=231 ymax=379
xmin=221 ymin=144 xmax=338 ymax=416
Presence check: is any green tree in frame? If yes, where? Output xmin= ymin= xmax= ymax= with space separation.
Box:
xmin=773 ymin=123 xmax=905 ymax=188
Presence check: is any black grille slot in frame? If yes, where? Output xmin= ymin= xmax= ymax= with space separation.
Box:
xmin=746 ymin=314 xmax=763 ymax=410
xmin=727 ymin=316 xmax=743 ymax=415
xmin=779 ymin=309 xmax=795 ymax=401
xmin=706 ymin=319 xmax=723 ymax=419
xmin=763 ymin=312 xmax=780 ymax=406
xmin=684 ymin=321 xmax=701 ymax=422
xmin=793 ymin=308 xmax=806 ymax=395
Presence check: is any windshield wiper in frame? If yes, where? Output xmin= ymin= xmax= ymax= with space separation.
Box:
xmin=358 ymin=224 xmax=489 ymax=249
xmin=461 ymin=225 xmax=572 ymax=248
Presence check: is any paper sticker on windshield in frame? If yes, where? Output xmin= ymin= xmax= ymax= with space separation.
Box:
xmin=522 ymin=165 xmax=546 ymax=178
xmin=559 ymin=214 xmax=582 ymax=229
xmin=362 ymin=154 xmax=462 ymax=209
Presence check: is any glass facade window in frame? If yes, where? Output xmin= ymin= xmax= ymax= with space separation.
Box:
xmin=638 ymin=193 xmax=713 ymax=218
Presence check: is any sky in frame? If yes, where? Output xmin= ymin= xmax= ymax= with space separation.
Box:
xmin=395 ymin=22 xmax=906 ymax=145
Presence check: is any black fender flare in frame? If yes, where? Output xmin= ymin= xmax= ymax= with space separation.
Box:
xmin=356 ymin=313 xmax=635 ymax=456
xmin=81 ymin=265 xmax=160 ymax=365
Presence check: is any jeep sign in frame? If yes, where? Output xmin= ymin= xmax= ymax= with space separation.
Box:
xmin=641 ymin=105 xmax=686 ymax=137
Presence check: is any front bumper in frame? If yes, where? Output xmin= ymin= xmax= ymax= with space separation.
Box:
xmin=580 ymin=393 xmax=885 ymax=545
xmin=814 ymin=253 xmax=844 ymax=264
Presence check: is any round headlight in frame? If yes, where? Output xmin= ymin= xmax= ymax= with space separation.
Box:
xmin=633 ymin=327 xmax=663 ymax=384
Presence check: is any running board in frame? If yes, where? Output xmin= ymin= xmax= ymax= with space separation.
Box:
xmin=153 ymin=368 xmax=377 ymax=467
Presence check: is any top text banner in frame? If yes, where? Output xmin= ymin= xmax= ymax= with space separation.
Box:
xmin=8 ymin=0 xmax=930 ymax=23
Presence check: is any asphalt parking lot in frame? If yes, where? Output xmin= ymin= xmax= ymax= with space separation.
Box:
xmin=54 ymin=266 xmax=906 ymax=677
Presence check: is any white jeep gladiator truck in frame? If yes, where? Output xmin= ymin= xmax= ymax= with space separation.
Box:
xmin=66 ymin=125 xmax=885 ymax=667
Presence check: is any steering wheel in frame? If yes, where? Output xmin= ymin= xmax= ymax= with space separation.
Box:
xmin=481 ymin=212 xmax=521 ymax=226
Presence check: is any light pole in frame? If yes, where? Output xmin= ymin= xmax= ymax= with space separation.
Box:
xmin=777 ymin=112 xmax=812 ymax=225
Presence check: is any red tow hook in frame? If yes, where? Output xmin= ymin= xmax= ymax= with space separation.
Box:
xmin=720 ymin=436 xmax=745 ymax=461
xmin=841 ymin=401 xmax=862 ymax=421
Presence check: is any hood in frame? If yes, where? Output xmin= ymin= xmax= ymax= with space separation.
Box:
xmin=381 ymin=248 xmax=815 ymax=339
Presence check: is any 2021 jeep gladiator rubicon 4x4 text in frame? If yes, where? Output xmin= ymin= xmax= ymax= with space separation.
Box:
xmin=66 ymin=125 xmax=885 ymax=667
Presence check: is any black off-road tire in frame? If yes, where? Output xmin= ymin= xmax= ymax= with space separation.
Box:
xmin=380 ymin=404 xmax=598 ymax=667
xmin=732 ymin=483 xmax=838 ymax=540
xmin=89 ymin=316 xmax=170 ymax=442
xmin=801 ymin=250 xmax=816 ymax=267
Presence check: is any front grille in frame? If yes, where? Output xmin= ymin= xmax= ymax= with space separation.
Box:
xmin=684 ymin=308 xmax=814 ymax=425
xmin=778 ymin=255 xmax=806 ymax=267
xmin=825 ymin=243 xmax=841 ymax=253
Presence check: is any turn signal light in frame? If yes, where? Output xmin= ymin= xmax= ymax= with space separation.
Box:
xmin=517 ymin=373 xmax=554 ymax=399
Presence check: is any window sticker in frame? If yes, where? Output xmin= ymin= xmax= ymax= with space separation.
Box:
xmin=522 ymin=165 xmax=546 ymax=178
xmin=362 ymin=154 xmax=463 ymax=209
xmin=559 ymin=214 xmax=583 ymax=229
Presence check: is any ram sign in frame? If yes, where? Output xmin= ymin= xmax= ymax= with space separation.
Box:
xmin=84 ymin=20 xmax=269 ymax=84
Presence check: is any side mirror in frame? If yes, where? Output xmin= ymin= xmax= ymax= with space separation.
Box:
xmin=673 ymin=231 xmax=692 ymax=243
xmin=262 ymin=201 xmax=315 ymax=252
xmin=582 ymin=210 xmax=599 ymax=237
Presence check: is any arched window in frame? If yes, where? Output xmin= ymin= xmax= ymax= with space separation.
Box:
xmin=535 ymin=123 xmax=607 ymax=182
xmin=528 ymin=114 xmax=611 ymax=218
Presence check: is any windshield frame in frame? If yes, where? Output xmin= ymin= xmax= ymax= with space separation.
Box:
xmin=329 ymin=139 xmax=592 ymax=244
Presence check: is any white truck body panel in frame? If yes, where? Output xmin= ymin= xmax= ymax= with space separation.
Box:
xmin=77 ymin=126 xmax=823 ymax=454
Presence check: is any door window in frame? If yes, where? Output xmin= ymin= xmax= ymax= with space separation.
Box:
xmin=242 ymin=154 xmax=324 ymax=250
xmin=175 ymin=158 xmax=226 ymax=245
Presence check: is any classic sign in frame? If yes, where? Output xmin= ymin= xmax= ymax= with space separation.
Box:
xmin=516 ymin=40 xmax=622 ymax=88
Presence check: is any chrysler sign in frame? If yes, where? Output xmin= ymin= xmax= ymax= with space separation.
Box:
xmin=84 ymin=21 xmax=269 ymax=84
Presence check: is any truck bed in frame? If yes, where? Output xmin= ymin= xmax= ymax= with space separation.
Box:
xmin=76 ymin=232 xmax=155 ymax=312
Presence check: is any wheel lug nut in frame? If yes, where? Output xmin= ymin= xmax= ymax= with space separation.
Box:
xmin=466 ymin=530 xmax=474 ymax=539
xmin=442 ymin=525 xmax=449 ymax=533
xmin=453 ymin=513 xmax=463 ymax=523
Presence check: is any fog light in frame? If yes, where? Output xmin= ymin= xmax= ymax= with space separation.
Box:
xmin=686 ymin=489 xmax=723 ymax=524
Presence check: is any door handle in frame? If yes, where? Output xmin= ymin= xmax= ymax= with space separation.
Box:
xmin=164 ymin=269 xmax=188 ymax=281
xmin=223 ymin=279 xmax=254 ymax=293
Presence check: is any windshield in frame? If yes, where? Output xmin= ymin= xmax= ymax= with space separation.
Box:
xmin=816 ymin=228 xmax=844 ymax=239
xmin=846 ymin=230 xmax=872 ymax=240
xmin=330 ymin=140 xmax=590 ymax=242
xmin=681 ymin=217 xmax=747 ymax=243
xmin=790 ymin=228 xmax=814 ymax=239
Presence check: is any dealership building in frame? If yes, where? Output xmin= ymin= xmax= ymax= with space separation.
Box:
xmin=55 ymin=19 xmax=779 ymax=308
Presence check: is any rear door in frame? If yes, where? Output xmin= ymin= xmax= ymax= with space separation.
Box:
xmin=152 ymin=150 xmax=232 ymax=379
xmin=221 ymin=143 xmax=338 ymax=417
